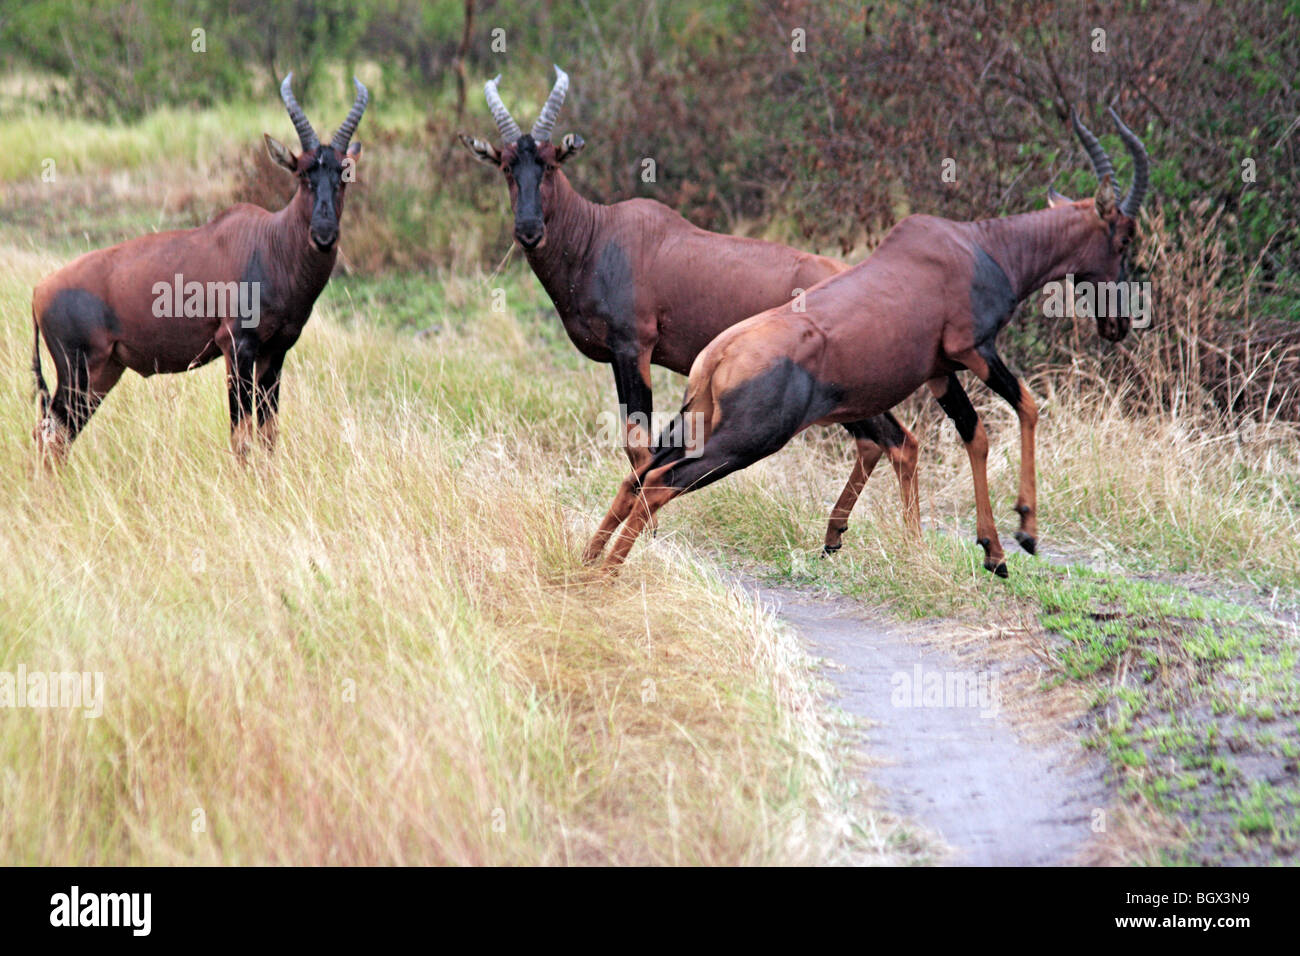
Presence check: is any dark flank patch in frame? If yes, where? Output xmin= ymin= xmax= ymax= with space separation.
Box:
xmin=715 ymin=358 xmax=843 ymax=458
xmin=590 ymin=240 xmax=636 ymax=346
xmin=241 ymin=250 xmax=274 ymax=317
xmin=647 ymin=357 xmax=843 ymax=495
xmin=42 ymin=288 xmax=120 ymax=348
xmin=970 ymin=245 xmax=1017 ymax=346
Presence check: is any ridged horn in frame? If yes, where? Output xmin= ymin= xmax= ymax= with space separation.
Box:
xmin=280 ymin=73 xmax=319 ymax=152
xmin=1070 ymin=108 xmax=1114 ymax=184
xmin=1109 ymin=107 xmax=1149 ymax=218
xmin=530 ymin=65 xmax=569 ymax=142
xmin=484 ymin=75 xmax=522 ymax=144
xmin=330 ymin=77 xmax=369 ymax=152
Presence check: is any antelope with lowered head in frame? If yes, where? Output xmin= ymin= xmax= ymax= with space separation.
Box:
xmin=460 ymin=66 xmax=922 ymax=549
xmin=32 ymin=74 xmax=368 ymax=465
xmin=585 ymin=108 xmax=1150 ymax=574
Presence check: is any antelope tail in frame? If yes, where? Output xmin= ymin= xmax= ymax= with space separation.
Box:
xmin=32 ymin=312 xmax=50 ymax=420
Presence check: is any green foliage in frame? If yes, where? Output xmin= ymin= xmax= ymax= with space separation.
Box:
xmin=2 ymin=0 xmax=1296 ymax=414
xmin=0 ymin=0 xmax=250 ymax=118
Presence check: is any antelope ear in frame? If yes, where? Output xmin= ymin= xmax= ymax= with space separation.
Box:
xmin=1094 ymin=173 xmax=1118 ymax=219
xmin=555 ymin=133 xmax=586 ymax=164
xmin=342 ymin=142 xmax=362 ymax=183
xmin=458 ymin=133 xmax=501 ymax=166
xmin=1046 ymin=186 xmax=1072 ymax=209
xmin=264 ymin=134 xmax=298 ymax=173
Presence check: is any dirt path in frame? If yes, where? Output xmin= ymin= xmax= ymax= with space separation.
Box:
xmin=742 ymin=580 xmax=1107 ymax=866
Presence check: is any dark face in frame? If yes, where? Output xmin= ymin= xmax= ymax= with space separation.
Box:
xmin=1089 ymin=212 xmax=1137 ymax=342
xmin=460 ymin=128 xmax=586 ymax=250
xmin=502 ymin=135 xmax=556 ymax=250
xmin=1055 ymin=191 xmax=1138 ymax=342
xmin=297 ymin=147 xmax=351 ymax=252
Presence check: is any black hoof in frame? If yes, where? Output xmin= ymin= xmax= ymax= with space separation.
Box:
xmin=822 ymin=543 xmax=842 ymax=558
xmin=1014 ymin=531 xmax=1037 ymax=555
xmin=985 ymin=560 xmax=1009 ymax=578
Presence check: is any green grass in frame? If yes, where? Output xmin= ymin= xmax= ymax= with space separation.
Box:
xmin=0 ymin=84 xmax=435 ymax=186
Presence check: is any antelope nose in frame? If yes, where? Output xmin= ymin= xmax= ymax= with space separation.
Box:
xmin=310 ymin=225 xmax=338 ymax=250
xmin=515 ymin=222 xmax=545 ymax=249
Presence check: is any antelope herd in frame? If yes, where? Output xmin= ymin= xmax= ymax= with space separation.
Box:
xmin=583 ymin=109 xmax=1148 ymax=574
xmin=27 ymin=66 xmax=1150 ymax=579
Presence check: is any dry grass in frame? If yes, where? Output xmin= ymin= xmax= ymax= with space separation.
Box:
xmin=0 ymin=248 xmax=900 ymax=866
xmin=643 ymin=342 xmax=1300 ymax=601
xmin=1054 ymin=203 xmax=1300 ymax=421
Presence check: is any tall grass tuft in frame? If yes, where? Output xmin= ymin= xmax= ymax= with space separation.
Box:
xmin=0 ymin=250 xmax=898 ymax=865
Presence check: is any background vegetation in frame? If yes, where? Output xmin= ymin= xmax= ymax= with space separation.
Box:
xmin=2 ymin=0 xmax=1297 ymax=416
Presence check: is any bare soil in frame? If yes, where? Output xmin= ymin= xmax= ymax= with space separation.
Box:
xmin=742 ymin=580 xmax=1110 ymax=866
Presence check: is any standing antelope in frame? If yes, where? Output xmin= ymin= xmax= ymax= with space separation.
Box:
xmin=460 ymin=66 xmax=921 ymax=549
xmin=585 ymin=109 xmax=1150 ymax=574
xmin=31 ymin=74 xmax=368 ymax=465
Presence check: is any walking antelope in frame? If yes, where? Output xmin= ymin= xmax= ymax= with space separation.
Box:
xmin=585 ymin=108 xmax=1150 ymax=573
xmin=32 ymin=74 xmax=368 ymax=465
xmin=460 ymin=66 xmax=921 ymax=548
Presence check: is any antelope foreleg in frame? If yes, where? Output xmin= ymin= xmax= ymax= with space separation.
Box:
xmin=888 ymin=422 xmax=921 ymax=535
xmin=960 ymin=347 xmax=1040 ymax=554
xmin=930 ymin=374 xmax=1006 ymax=577
xmin=824 ymin=441 xmax=884 ymax=554
xmin=1010 ymin=384 xmax=1039 ymax=553
xmin=255 ymin=351 xmax=286 ymax=454
xmin=583 ymin=466 xmax=650 ymax=565
xmin=225 ymin=334 xmax=258 ymax=465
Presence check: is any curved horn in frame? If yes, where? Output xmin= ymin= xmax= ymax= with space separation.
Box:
xmin=331 ymin=77 xmax=369 ymax=152
xmin=1109 ymin=107 xmax=1149 ymax=218
xmin=280 ymin=73 xmax=319 ymax=152
xmin=1070 ymin=108 xmax=1114 ymax=184
xmin=484 ymin=75 xmax=522 ymax=144
xmin=530 ymin=65 xmax=569 ymax=142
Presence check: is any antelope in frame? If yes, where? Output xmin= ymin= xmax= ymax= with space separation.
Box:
xmin=585 ymin=108 xmax=1150 ymax=573
xmin=31 ymin=74 xmax=368 ymax=465
xmin=460 ymin=66 xmax=921 ymax=550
